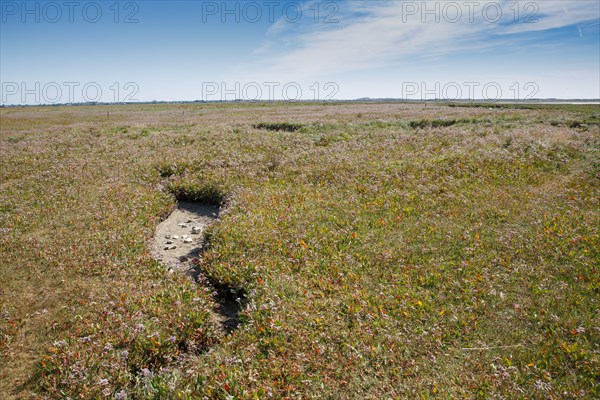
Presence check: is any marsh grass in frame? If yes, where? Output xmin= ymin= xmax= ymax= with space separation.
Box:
xmin=0 ymin=102 xmax=598 ymax=399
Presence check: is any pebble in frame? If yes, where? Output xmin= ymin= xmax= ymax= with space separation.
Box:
xmin=165 ymin=234 xmax=171 ymax=239
xmin=178 ymin=223 xmax=187 ymax=228
xmin=192 ymin=226 xmax=202 ymax=234
xmin=183 ymin=237 xmax=193 ymax=243
xmin=172 ymin=235 xmax=179 ymax=240
xmin=165 ymin=240 xmax=174 ymax=245
xmin=163 ymin=245 xmax=177 ymax=250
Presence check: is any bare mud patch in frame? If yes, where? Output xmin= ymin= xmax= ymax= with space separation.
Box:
xmin=152 ymin=201 xmax=218 ymax=270
xmin=152 ymin=201 xmax=245 ymax=334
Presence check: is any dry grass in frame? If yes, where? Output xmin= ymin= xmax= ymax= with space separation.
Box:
xmin=0 ymin=102 xmax=598 ymax=399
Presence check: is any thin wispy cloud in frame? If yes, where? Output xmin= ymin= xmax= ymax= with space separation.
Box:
xmin=249 ymin=0 xmax=599 ymax=81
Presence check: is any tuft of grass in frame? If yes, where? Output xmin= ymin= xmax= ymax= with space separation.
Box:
xmin=165 ymin=179 xmax=227 ymax=205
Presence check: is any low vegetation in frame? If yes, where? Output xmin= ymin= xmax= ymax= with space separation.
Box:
xmin=252 ymin=122 xmax=305 ymax=132
xmin=0 ymin=102 xmax=598 ymax=399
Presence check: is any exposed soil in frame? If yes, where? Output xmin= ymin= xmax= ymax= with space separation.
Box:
xmin=151 ymin=201 xmax=244 ymax=333
xmin=152 ymin=201 xmax=219 ymax=269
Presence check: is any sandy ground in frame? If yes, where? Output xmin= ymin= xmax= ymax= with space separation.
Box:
xmin=152 ymin=201 xmax=219 ymax=271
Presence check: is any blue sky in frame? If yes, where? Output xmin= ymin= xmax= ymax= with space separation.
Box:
xmin=1 ymin=0 xmax=599 ymax=104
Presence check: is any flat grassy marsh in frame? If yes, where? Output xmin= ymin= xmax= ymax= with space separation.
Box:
xmin=0 ymin=102 xmax=598 ymax=399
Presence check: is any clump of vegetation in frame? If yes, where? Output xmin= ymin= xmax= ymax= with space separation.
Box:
xmin=550 ymin=118 xmax=600 ymax=131
xmin=165 ymin=179 xmax=227 ymax=205
xmin=253 ymin=122 xmax=305 ymax=132
xmin=155 ymin=160 xmax=196 ymax=178
xmin=408 ymin=117 xmax=482 ymax=129
xmin=0 ymin=102 xmax=598 ymax=399
xmin=156 ymin=161 xmax=230 ymax=205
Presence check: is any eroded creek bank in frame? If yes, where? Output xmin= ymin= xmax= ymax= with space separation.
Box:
xmin=151 ymin=201 xmax=245 ymax=333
